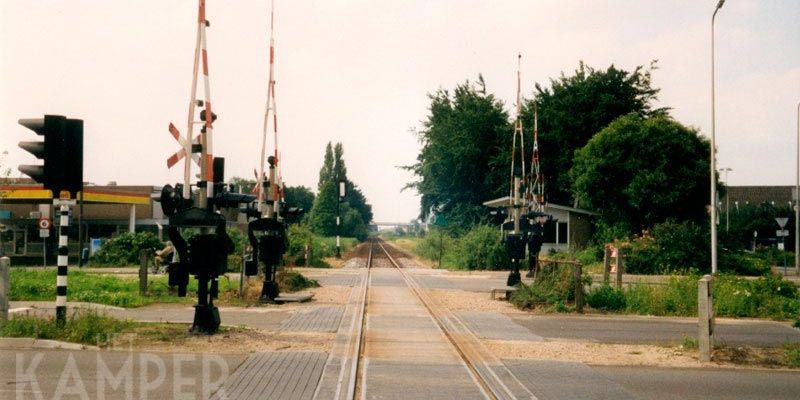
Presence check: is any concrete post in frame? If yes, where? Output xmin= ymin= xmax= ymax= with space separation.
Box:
xmin=139 ymin=249 xmax=148 ymax=295
xmin=572 ymin=262 xmax=584 ymax=313
xmin=0 ymin=257 xmax=9 ymax=321
xmin=698 ymin=274 xmax=714 ymax=362
xmin=615 ymin=248 xmax=624 ymax=288
xmin=603 ymin=245 xmax=611 ymax=284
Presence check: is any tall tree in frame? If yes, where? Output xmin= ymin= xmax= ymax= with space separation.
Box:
xmin=310 ymin=180 xmax=337 ymax=235
xmin=570 ymin=113 xmax=710 ymax=232
xmin=311 ymin=142 xmax=373 ymax=237
xmin=347 ymin=184 xmax=373 ymax=224
xmin=318 ymin=142 xmax=334 ymax=192
xmin=522 ymin=61 xmax=666 ymax=205
xmin=333 ymin=142 xmax=348 ymax=183
xmin=284 ymin=185 xmax=315 ymax=214
xmin=404 ymin=76 xmax=511 ymax=230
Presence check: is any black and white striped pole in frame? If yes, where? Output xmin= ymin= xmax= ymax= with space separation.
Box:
xmin=336 ymin=180 xmax=346 ymax=258
xmin=55 ymin=201 xmax=73 ymax=326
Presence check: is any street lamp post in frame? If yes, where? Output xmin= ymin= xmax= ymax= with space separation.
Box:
xmin=710 ymin=0 xmax=726 ymax=274
xmin=721 ymin=167 xmax=732 ymax=232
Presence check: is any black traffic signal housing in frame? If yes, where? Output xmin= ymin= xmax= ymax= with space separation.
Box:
xmin=18 ymin=115 xmax=83 ymax=198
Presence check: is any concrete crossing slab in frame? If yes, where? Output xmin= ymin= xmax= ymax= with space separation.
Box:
xmin=315 ymin=274 xmax=359 ymax=287
xmin=363 ymin=360 xmax=487 ymax=400
xmin=502 ymin=359 xmax=638 ymax=400
xmin=457 ymin=310 xmax=544 ymax=341
xmin=211 ymin=351 xmax=327 ymax=400
xmin=281 ymin=306 xmax=345 ymax=332
xmin=413 ymin=273 xmax=458 ymax=289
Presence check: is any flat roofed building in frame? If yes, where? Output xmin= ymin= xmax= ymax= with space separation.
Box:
xmin=482 ymin=196 xmax=597 ymax=253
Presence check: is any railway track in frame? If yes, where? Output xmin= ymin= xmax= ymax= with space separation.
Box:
xmin=330 ymin=237 xmax=533 ymax=400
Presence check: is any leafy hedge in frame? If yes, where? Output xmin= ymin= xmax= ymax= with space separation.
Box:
xmin=415 ymin=225 xmax=507 ymax=270
xmin=90 ymin=232 xmax=164 ymax=266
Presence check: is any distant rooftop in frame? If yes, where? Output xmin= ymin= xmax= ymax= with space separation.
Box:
xmin=723 ymin=186 xmax=795 ymax=208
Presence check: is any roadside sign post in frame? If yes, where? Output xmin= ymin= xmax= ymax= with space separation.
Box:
xmin=776 ymin=218 xmax=789 ymax=274
xmin=38 ymin=218 xmax=51 ymax=267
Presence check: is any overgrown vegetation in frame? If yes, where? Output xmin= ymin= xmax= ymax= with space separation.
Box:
xmin=0 ymin=310 xmax=134 ymax=345
xmin=413 ymin=226 xmax=506 ymax=270
xmin=510 ymin=264 xmax=583 ymax=311
xmin=285 ymin=224 xmax=358 ymax=267
xmin=584 ymin=274 xmax=800 ymax=320
xmin=278 ymin=271 xmax=320 ymax=292
xmin=784 ymin=343 xmax=800 ymax=368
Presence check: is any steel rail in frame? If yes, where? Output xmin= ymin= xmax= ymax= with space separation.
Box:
xmin=374 ymin=239 xmax=510 ymax=400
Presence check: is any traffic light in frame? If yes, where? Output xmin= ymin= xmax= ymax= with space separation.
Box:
xmin=63 ymin=118 xmax=83 ymax=196
xmin=18 ymin=115 xmax=83 ymax=198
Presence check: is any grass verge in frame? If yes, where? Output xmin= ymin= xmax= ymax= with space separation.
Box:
xmin=10 ymin=268 xmax=239 ymax=308
xmin=0 ymin=310 xmax=241 ymax=347
xmin=584 ymin=274 xmax=800 ymax=320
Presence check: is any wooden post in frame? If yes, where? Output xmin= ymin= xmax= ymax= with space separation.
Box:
xmin=572 ymin=262 xmax=584 ymax=313
xmin=615 ymin=248 xmax=624 ymax=288
xmin=698 ymin=274 xmax=714 ymax=362
xmin=0 ymin=257 xmax=9 ymax=321
xmin=139 ymin=249 xmax=148 ymax=295
xmin=603 ymin=245 xmax=611 ymax=284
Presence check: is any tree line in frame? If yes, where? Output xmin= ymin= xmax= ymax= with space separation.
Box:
xmin=405 ymin=61 xmax=712 ymax=239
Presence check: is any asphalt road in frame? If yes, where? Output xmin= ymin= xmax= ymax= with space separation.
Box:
xmin=595 ymin=365 xmax=800 ymax=400
xmin=1 ymin=349 xmax=245 ymax=400
xmin=512 ymin=314 xmax=800 ymax=347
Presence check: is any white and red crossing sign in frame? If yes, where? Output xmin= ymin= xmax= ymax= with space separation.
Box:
xmin=166 ymin=122 xmax=201 ymax=169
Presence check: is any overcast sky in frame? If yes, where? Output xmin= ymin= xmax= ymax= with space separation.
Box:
xmin=1 ymin=0 xmax=798 ymax=222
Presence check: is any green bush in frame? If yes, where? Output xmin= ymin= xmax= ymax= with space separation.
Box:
xmin=90 ymin=232 xmax=164 ymax=266
xmin=618 ymin=274 xmax=798 ymax=319
xmin=510 ymin=264 xmax=580 ymax=309
xmin=452 ymin=225 xmax=506 ymax=270
xmin=718 ymin=251 xmax=771 ymax=276
xmin=574 ymin=246 xmax=602 ymax=265
xmin=714 ymin=274 xmax=800 ymax=319
xmin=285 ymin=224 xmax=358 ymax=267
xmin=754 ymin=246 xmax=795 ymax=267
xmin=586 ymin=285 xmax=626 ymax=311
xmin=624 ymin=220 xmax=708 ymax=274
xmin=415 ymin=229 xmax=458 ymax=267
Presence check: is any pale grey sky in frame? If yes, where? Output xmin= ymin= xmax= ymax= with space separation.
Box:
xmin=1 ymin=0 xmax=798 ymax=222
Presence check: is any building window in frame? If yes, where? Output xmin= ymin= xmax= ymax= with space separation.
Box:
xmin=544 ymin=221 xmax=556 ymax=243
